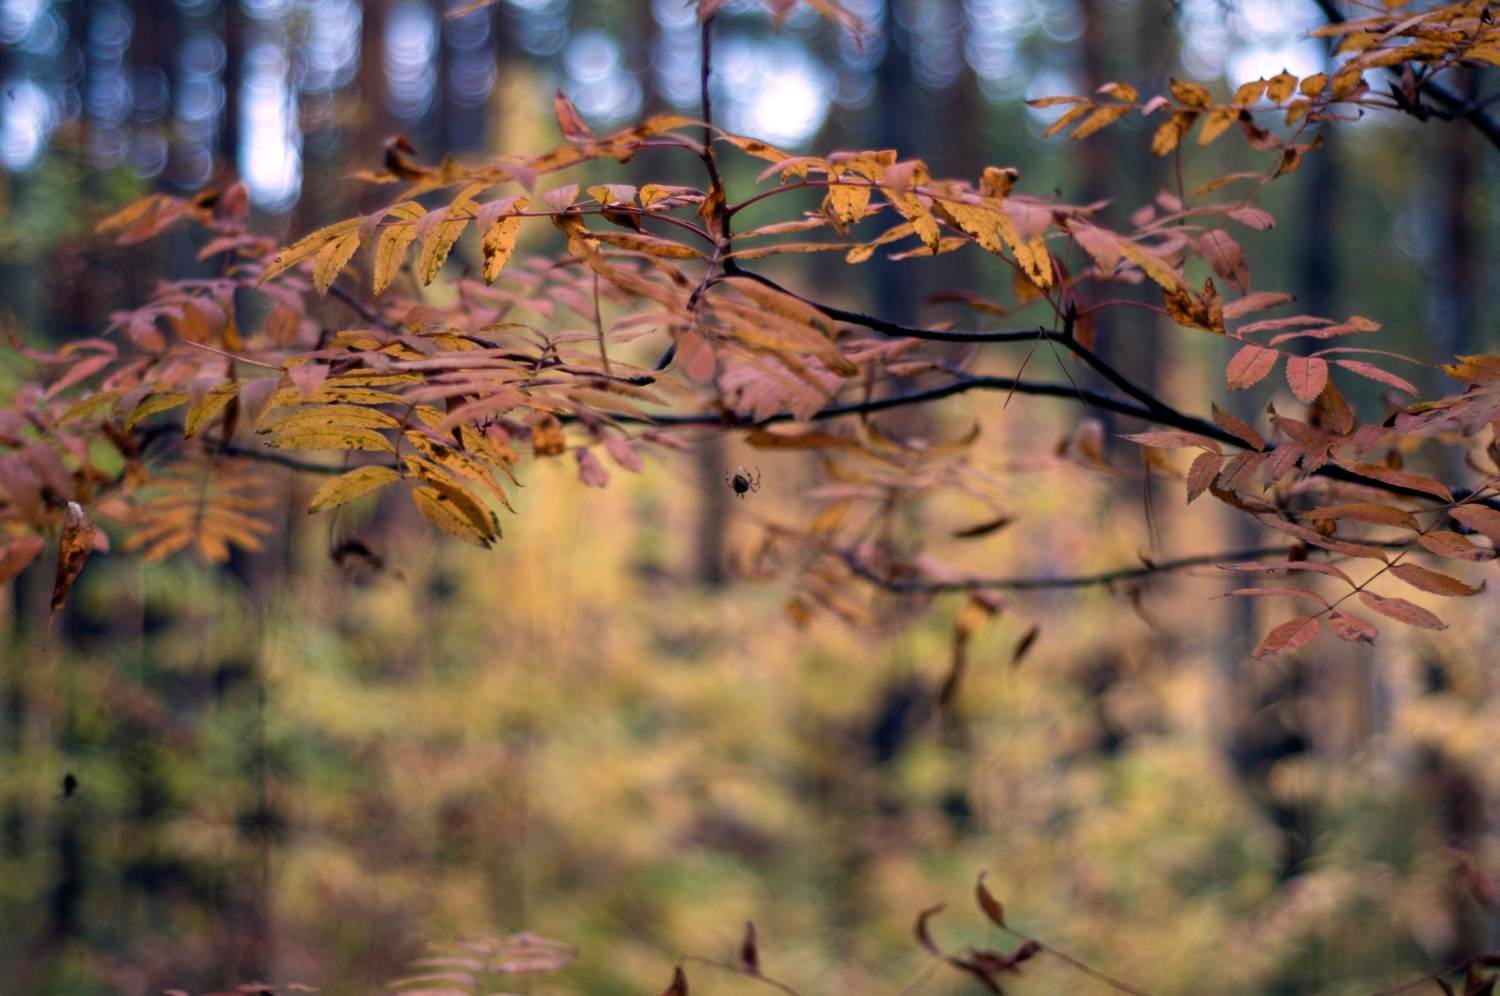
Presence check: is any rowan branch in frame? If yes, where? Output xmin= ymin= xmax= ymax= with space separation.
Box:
xmin=837 ymin=547 xmax=1296 ymax=592
xmin=1311 ymin=0 xmax=1500 ymax=152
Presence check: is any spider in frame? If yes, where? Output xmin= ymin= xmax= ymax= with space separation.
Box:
xmin=726 ymin=465 xmax=761 ymax=498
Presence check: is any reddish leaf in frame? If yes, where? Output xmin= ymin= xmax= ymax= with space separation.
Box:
xmin=1257 ymin=515 xmax=1389 ymax=561
xmin=554 ymin=89 xmax=593 ymax=142
xmin=1211 ymin=402 xmax=1264 ymax=450
xmin=1250 ymin=616 xmax=1319 ymax=659
xmin=1199 ymin=230 xmax=1250 ymax=293
xmin=0 ymin=535 xmax=46 ymax=584
xmin=1358 ymin=591 xmax=1447 ymax=629
xmin=1222 ymin=291 xmax=1294 ymax=320
xmin=1292 ymin=503 xmax=1420 ymax=531
xmin=1224 ymin=588 xmax=1329 ymax=606
xmin=1327 ymin=610 xmax=1377 ymax=643
xmin=1227 ymin=345 xmax=1278 ymax=390
xmin=1416 ymin=531 xmax=1492 ymax=562
xmin=1318 ymin=381 xmax=1355 ymax=436
xmin=1389 ymin=562 xmax=1484 ymax=597
xmin=1186 ymin=451 xmax=1224 ymax=503
xmin=575 ymin=448 xmax=610 ymax=488
xmin=1228 ymin=207 xmax=1275 ymax=230
xmin=1121 ymin=431 xmax=1221 ymax=452
xmin=1218 ymin=451 xmax=1267 ymax=491
xmin=1450 ymin=506 xmax=1500 ymax=544
xmin=1220 ymin=561 xmax=1356 ymax=587
xmin=1285 ymin=356 xmax=1329 ymax=403
xmin=1332 ymin=460 xmax=1453 ymax=501
xmin=1333 ymin=359 xmax=1417 ymax=395
xmin=975 ymin=873 xmax=1006 ymax=928
xmin=602 ymin=434 xmax=645 ymax=473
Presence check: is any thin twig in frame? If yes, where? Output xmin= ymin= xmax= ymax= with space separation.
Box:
xmin=837 ymin=546 xmax=1295 ymax=592
xmin=681 ymin=957 xmax=806 ymax=996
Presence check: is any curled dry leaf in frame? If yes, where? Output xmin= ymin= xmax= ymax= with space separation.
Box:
xmin=739 ymin=922 xmax=759 ymax=974
xmin=52 ymin=501 xmax=98 ymax=611
xmin=975 ymin=873 xmax=1006 ymax=928
xmin=915 ymin=904 xmax=946 ymax=956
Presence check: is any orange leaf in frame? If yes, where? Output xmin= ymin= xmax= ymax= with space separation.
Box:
xmin=1332 ymin=460 xmax=1453 ymax=502
xmin=1220 ymin=560 xmax=1355 ymax=587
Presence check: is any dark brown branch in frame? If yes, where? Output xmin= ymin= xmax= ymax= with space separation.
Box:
xmin=328 ymin=282 xmax=398 ymax=333
xmin=726 ymin=263 xmax=1189 ymax=428
xmin=223 ymin=445 xmax=396 ymax=475
xmin=837 ymin=547 xmax=1295 ymax=592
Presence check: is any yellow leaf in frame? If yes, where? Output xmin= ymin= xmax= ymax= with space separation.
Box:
xmin=56 ymin=389 xmax=127 ymax=425
xmin=268 ymin=386 xmax=406 ymax=407
xmin=1151 ymin=111 xmax=1198 ymax=155
xmin=411 ymin=485 xmax=495 ymax=547
xmin=1043 ymin=104 xmax=1093 ymax=138
xmin=124 ymin=392 xmax=192 ymax=429
xmin=821 ymin=178 xmax=872 ymax=236
xmin=184 ymin=389 xmax=238 ymax=437
xmin=419 ymin=198 xmax=479 ymax=285
xmin=260 ymin=404 xmax=403 ymax=434
xmin=1118 ymin=241 xmax=1187 ymax=292
xmin=1069 ymin=104 xmax=1131 ymax=139
xmin=1234 ymin=79 xmax=1268 ymax=104
xmin=480 ymin=196 xmax=529 ymax=282
xmin=314 ymin=229 xmax=361 ymax=295
xmin=1197 ymin=106 xmax=1240 ymax=146
xmin=1170 ymin=77 xmax=1212 ymax=106
xmin=405 ymin=432 xmax=515 ymax=511
xmin=257 ymin=217 xmax=364 ymax=287
xmin=1265 ymin=70 xmax=1299 ymax=103
xmin=1097 ymin=81 xmax=1137 ymax=102
xmin=1299 ymin=72 xmax=1328 ymax=95
xmin=373 ymin=201 xmax=427 ymax=297
xmin=307 ymin=465 xmax=402 ymax=512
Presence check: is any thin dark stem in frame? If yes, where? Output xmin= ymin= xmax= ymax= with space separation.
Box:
xmin=839 ymin=546 xmax=1295 ymax=592
xmin=680 ymin=957 xmax=806 ymax=996
xmin=329 ymin=282 xmax=397 ymax=332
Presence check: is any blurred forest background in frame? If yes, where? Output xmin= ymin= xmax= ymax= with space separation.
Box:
xmin=3 ymin=0 xmax=1500 ymax=994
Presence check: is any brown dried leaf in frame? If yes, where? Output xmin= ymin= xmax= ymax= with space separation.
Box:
xmin=976 ymin=873 xmax=1006 ymax=928
xmin=1227 ymin=344 xmax=1279 ymax=390
xmin=1210 ymin=402 xmax=1264 ymax=450
xmin=52 ymin=501 xmax=97 ymax=611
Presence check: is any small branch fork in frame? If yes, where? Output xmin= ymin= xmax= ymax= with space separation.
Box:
xmin=669 ymin=888 xmax=1500 ymax=996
